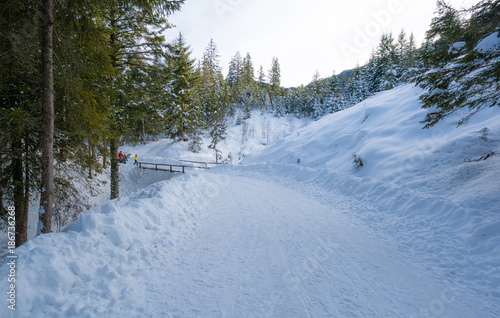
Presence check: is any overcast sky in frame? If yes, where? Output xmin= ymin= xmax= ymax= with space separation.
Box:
xmin=164 ymin=0 xmax=479 ymax=87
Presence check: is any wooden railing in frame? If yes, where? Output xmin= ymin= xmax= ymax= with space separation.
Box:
xmin=137 ymin=162 xmax=188 ymax=173
xmin=178 ymin=160 xmax=223 ymax=170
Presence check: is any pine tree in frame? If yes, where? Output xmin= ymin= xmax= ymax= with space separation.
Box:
xmin=198 ymin=39 xmax=229 ymax=157
xmin=423 ymin=0 xmax=465 ymax=67
xmin=401 ymin=32 xmax=419 ymax=81
xmin=268 ymin=57 xmax=282 ymax=113
xmin=165 ymin=33 xmax=200 ymax=140
xmin=415 ymin=0 xmax=500 ymax=127
xmin=258 ymin=65 xmax=266 ymax=87
xmin=0 ymin=0 xmax=41 ymax=244
xmin=378 ymin=33 xmax=400 ymax=90
xmin=227 ymin=51 xmax=243 ymax=88
xmin=256 ymin=65 xmax=269 ymax=112
xmin=38 ymin=0 xmax=55 ymax=235
xmin=103 ymin=0 xmax=184 ymax=199
xmin=241 ymin=52 xmax=257 ymax=118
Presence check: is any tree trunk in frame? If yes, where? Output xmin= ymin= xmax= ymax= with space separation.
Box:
xmin=24 ymin=140 xmax=30 ymax=236
xmin=110 ymin=139 xmax=119 ymax=199
xmin=180 ymin=117 xmax=185 ymax=140
xmin=109 ymin=15 xmax=120 ymax=200
xmin=141 ymin=119 xmax=146 ymax=145
xmin=60 ymin=104 xmax=67 ymax=162
xmin=88 ymin=141 xmax=93 ymax=179
xmin=0 ymin=151 xmax=4 ymax=215
xmin=102 ymin=140 xmax=108 ymax=169
xmin=39 ymin=0 xmax=55 ymax=234
xmin=12 ymin=138 xmax=28 ymax=247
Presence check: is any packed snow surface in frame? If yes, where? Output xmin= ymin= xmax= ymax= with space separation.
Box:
xmin=1 ymin=84 xmax=499 ymax=317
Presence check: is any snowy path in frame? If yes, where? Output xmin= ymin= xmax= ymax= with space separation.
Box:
xmin=126 ymin=173 xmax=490 ymax=317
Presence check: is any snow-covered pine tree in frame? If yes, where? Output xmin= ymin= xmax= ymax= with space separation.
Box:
xmin=256 ymin=65 xmax=270 ymax=112
xmin=268 ymin=57 xmax=282 ymax=114
xmin=400 ymin=32 xmax=419 ymax=81
xmin=377 ymin=33 xmax=400 ymax=90
xmin=241 ymin=52 xmax=257 ymax=119
xmin=198 ymin=39 xmax=229 ymax=155
xmin=415 ymin=0 xmax=500 ymax=127
xmin=227 ymin=51 xmax=243 ymax=87
xmin=165 ymin=33 xmax=200 ymax=141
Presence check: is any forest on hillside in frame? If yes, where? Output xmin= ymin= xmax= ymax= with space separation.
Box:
xmin=1 ymin=0 xmax=499 ymax=244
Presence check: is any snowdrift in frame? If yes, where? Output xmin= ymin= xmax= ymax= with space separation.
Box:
xmin=0 ymin=173 xmax=224 ymax=317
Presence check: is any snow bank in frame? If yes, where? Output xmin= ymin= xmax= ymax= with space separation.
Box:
xmin=0 ymin=173 xmax=220 ymax=318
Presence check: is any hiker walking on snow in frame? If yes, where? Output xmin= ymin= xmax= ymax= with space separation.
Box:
xmin=134 ymin=154 xmax=138 ymax=165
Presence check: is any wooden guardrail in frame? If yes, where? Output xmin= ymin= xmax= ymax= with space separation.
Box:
xmin=178 ymin=160 xmax=223 ymax=170
xmin=137 ymin=162 xmax=188 ymax=173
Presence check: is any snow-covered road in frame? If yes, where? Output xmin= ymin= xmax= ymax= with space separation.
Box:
xmin=1 ymin=167 xmax=499 ymax=317
xmin=126 ymin=172 xmax=492 ymax=317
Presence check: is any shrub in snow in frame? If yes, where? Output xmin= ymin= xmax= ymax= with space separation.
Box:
xmin=352 ymin=153 xmax=364 ymax=170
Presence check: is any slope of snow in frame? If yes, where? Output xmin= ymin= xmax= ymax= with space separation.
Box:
xmin=248 ymin=84 xmax=500 ymax=213
xmin=1 ymin=84 xmax=499 ymax=317
xmin=119 ymin=111 xmax=310 ymax=167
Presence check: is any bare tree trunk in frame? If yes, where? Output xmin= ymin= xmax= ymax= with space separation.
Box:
xmin=180 ymin=118 xmax=185 ymax=140
xmin=12 ymin=138 xmax=28 ymax=246
xmin=102 ymin=139 xmax=108 ymax=169
xmin=88 ymin=140 xmax=93 ymax=179
xmin=0 ymin=151 xmax=4 ymax=215
xmin=110 ymin=139 xmax=119 ymax=199
xmin=60 ymin=104 xmax=67 ymax=162
xmin=24 ymin=140 xmax=30 ymax=235
xmin=141 ymin=119 xmax=146 ymax=145
xmin=109 ymin=15 xmax=120 ymax=200
xmin=39 ymin=0 xmax=55 ymax=234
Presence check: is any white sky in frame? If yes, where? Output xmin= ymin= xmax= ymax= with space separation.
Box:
xmin=164 ymin=0 xmax=479 ymax=87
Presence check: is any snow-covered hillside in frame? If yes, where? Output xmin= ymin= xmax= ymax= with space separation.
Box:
xmin=249 ymin=84 xmax=500 ymax=211
xmin=1 ymin=84 xmax=499 ymax=317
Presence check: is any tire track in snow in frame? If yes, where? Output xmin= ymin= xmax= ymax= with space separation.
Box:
xmin=137 ymin=172 xmax=495 ymax=317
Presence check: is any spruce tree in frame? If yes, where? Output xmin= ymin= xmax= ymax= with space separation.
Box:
xmin=0 ymin=0 xmax=41 ymax=244
xmin=241 ymin=52 xmax=257 ymax=118
xmin=415 ymin=0 xmax=500 ymax=127
xmin=102 ymin=0 xmax=184 ymax=199
xmin=165 ymin=33 xmax=200 ymax=140
xmin=198 ymin=39 xmax=229 ymax=158
xmin=268 ymin=57 xmax=282 ymax=113
xmin=39 ymin=0 xmax=55 ymax=234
